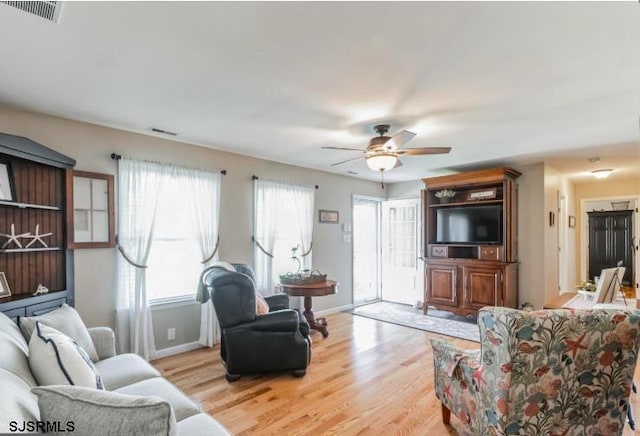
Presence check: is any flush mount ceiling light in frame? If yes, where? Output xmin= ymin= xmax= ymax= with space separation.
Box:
xmin=592 ymin=169 xmax=613 ymax=179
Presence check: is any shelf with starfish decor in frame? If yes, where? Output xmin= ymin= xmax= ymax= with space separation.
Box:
xmin=0 ymin=132 xmax=76 ymax=321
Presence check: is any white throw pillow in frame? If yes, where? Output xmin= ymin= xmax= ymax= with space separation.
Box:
xmin=29 ymin=322 xmax=104 ymax=389
xmin=19 ymin=304 xmax=99 ymax=362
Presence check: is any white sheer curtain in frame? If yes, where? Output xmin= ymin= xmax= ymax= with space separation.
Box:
xmin=292 ymin=185 xmax=315 ymax=271
xmin=116 ymin=159 xmax=166 ymax=361
xmin=176 ymin=166 xmax=222 ymax=347
xmin=254 ymin=179 xmax=315 ymax=297
xmin=253 ymin=179 xmax=283 ymax=295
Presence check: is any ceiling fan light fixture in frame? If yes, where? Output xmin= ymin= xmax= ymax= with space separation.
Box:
xmin=592 ymin=169 xmax=613 ymax=179
xmin=366 ymin=153 xmax=398 ymax=172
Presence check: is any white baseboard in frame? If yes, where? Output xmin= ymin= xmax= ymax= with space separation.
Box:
xmin=152 ymin=341 xmax=203 ymax=360
xmin=315 ymin=303 xmax=353 ymax=316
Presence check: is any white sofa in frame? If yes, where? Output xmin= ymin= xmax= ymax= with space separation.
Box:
xmin=0 ymin=311 xmax=231 ymax=435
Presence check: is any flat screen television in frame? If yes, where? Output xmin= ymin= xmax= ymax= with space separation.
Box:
xmin=436 ymin=205 xmax=502 ymax=244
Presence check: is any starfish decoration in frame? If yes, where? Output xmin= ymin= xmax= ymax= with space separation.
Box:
xmin=0 ymin=224 xmax=31 ymax=249
xmin=24 ymin=224 xmax=53 ymax=248
xmin=565 ymin=333 xmax=588 ymax=359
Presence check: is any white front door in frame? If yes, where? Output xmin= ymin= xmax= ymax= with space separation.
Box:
xmin=381 ymin=198 xmax=422 ymax=305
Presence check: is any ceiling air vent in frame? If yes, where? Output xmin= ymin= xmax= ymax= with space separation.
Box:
xmin=149 ymin=127 xmax=177 ymax=136
xmin=1 ymin=1 xmax=62 ymax=23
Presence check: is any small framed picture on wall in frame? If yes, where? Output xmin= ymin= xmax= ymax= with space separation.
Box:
xmin=0 ymin=162 xmax=16 ymax=202
xmin=319 ymin=209 xmax=339 ymax=223
xmin=0 ymin=272 xmax=11 ymax=298
xmin=568 ymin=215 xmax=576 ymax=228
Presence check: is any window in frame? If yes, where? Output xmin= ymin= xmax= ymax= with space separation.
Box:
xmin=146 ymin=179 xmax=204 ymax=302
xmin=271 ymin=199 xmax=305 ymax=282
xmin=116 ymin=158 xmax=221 ymax=357
xmin=388 ymin=205 xmax=417 ymax=268
xmin=253 ymin=179 xmax=315 ymax=293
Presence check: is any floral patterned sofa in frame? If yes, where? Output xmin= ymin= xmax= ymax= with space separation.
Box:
xmin=431 ymin=307 xmax=640 ymax=435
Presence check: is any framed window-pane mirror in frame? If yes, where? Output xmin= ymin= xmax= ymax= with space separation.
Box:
xmin=66 ymin=170 xmax=115 ymax=248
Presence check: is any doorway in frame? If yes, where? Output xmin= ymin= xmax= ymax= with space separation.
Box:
xmin=353 ymin=197 xmax=381 ymax=304
xmin=352 ymin=196 xmax=423 ymax=307
xmin=558 ymin=194 xmax=568 ymax=291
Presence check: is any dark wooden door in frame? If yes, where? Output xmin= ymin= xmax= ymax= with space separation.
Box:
xmin=425 ymin=262 xmax=457 ymax=308
xmin=588 ymin=210 xmax=633 ymax=285
xmin=462 ymin=265 xmax=502 ymax=311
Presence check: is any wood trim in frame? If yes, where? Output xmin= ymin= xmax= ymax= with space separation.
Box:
xmin=66 ymin=170 xmax=115 ymax=249
xmin=421 ymin=167 xmax=522 ymax=189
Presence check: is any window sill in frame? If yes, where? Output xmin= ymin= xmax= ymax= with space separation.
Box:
xmin=150 ymin=296 xmax=199 ymax=309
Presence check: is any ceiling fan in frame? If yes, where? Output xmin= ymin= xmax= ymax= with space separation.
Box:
xmin=322 ymin=124 xmax=451 ymax=187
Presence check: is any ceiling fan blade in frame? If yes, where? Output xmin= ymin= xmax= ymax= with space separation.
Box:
xmin=385 ymin=130 xmax=416 ymax=149
xmin=321 ymin=146 xmax=365 ymax=151
xmin=396 ymin=147 xmax=451 ymax=156
xmin=393 ymin=158 xmax=404 ymax=169
xmin=331 ymin=156 xmax=365 ymax=166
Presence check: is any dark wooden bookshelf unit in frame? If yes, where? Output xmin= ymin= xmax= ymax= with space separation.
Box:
xmin=0 ymin=133 xmax=76 ymax=322
xmin=422 ymin=167 xmax=521 ymax=316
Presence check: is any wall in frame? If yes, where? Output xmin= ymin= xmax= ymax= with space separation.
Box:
xmin=574 ymin=176 xmax=640 ymax=282
xmin=559 ymin=175 xmax=577 ymax=291
xmin=0 ymin=103 xmax=383 ymax=352
xmin=512 ymin=163 xmax=546 ymax=309
xmin=543 ymin=165 xmax=561 ymax=303
xmin=386 ymin=180 xmax=424 ymax=199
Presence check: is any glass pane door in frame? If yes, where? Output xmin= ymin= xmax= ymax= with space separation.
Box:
xmin=353 ymin=198 xmax=380 ymax=304
xmin=381 ymin=198 xmax=422 ymax=305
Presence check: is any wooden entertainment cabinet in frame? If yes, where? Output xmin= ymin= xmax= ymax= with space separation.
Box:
xmin=422 ymin=168 xmax=521 ymax=316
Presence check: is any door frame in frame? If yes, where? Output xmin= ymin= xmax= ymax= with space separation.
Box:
xmin=352 ymin=195 xmax=384 ymax=306
xmin=580 ymin=195 xmax=639 ymax=286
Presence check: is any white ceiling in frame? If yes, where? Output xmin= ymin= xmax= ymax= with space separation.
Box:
xmin=0 ymin=2 xmax=638 ymax=182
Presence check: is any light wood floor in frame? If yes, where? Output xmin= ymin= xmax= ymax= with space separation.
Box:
xmin=154 ymin=312 xmax=640 ymax=435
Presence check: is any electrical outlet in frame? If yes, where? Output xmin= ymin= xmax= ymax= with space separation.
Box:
xmin=167 ymin=328 xmax=176 ymax=341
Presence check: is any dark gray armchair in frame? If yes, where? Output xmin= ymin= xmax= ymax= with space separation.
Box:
xmin=203 ymin=263 xmax=311 ymax=381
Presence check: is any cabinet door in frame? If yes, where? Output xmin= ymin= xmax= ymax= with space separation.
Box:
xmin=462 ymin=265 xmax=502 ymax=310
xmin=588 ymin=214 xmax=610 ymax=281
xmin=610 ymin=213 xmax=633 ymax=285
xmin=425 ymin=263 xmax=457 ymax=307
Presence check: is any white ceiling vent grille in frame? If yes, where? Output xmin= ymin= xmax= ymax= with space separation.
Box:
xmin=1 ymin=1 xmax=62 ymax=23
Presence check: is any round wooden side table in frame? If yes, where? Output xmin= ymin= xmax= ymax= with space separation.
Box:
xmin=281 ymin=280 xmax=337 ymax=338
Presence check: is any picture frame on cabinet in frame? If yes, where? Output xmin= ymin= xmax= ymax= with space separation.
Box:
xmin=0 ymin=272 xmax=11 ymax=299
xmin=0 ymin=161 xmax=16 ymax=202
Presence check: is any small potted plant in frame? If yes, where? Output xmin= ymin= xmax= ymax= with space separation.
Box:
xmin=435 ymin=189 xmax=456 ymax=204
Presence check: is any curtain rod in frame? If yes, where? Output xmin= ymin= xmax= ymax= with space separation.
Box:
xmin=252 ymin=175 xmax=318 ymax=189
xmin=111 ymin=153 xmax=226 ymax=175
